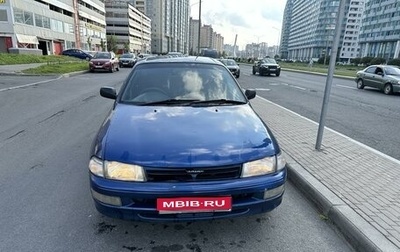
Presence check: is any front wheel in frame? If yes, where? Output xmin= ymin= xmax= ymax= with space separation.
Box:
xmin=356 ymin=79 xmax=364 ymax=89
xmin=276 ymin=71 xmax=280 ymax=77
xmin=383 ymin=83 xmax=393 ymax=95
xmin=252 ymin=68 xmax=256 ymax=75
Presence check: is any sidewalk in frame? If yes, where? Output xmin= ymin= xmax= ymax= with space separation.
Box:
xmin=251 ymin=97 xmax=400 ymax=252
xmin=0 ymin=63 xmax=45 ymax=75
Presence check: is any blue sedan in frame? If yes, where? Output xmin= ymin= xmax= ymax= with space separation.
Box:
xmin=89 ymin=56 xmax=287 ymax=222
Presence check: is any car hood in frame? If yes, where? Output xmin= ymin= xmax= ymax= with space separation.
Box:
xmin=226 ymin=65 xmax=239 ymax=70
xmin=93 ymin=104 xmax=278 ymax=167
xmin=261 ymin=63 xmax=279 ymax=67
xmin=91 ymin=59 xmax=111 ymax=62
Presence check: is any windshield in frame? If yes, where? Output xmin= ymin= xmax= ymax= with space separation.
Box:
xmin=121 ymin=54 xmax=134 ymax=58
xmin=226 ymin=60 xmax=237 ymax=66
xmin=385 ymin=66 xmax=400 ymax=76
xmin=120 ymin=63 xmax=246 ymax=104
xmin=262 ymin=58 xmax=277 ymax=64
xmin=93 ymin=52 xmax=111 ymax=59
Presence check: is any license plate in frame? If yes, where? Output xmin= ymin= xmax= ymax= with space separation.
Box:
xmin=157 ymin=196 xmax=232 ymax=214
xmin=95 ymin=66 xmax=103 ymax=68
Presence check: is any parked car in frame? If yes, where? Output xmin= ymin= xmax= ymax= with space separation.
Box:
xmin=218 ymin=59 xmax=240 ymax=78
xmin=62 ymin=49 xmax=93 ymax=60
xmin=252 ymin=58 xmax=281 ymax=76
xmin=355 ymin=65 xmax=400 ymax=95
xmin=119 ymin=53 xmax=137 ymax=68
xmin=89 ymin=52 xmax=119 ymax=73
xmin=89 ymin=56 xmax=287 ymax=222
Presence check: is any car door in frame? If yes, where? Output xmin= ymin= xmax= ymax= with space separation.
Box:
xmin=373 ymin=67 xmax=385 ymax=89
xmin=362 ymin=66 xmax=377 ymax=87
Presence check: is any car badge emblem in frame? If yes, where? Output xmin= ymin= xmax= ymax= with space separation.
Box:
xmin=186 ymin=169 xmax=204 ymax=179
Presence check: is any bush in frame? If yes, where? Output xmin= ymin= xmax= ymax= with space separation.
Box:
xmin=387 ymin=58 xmax=400 ymax=66
xmin=370 ymin=57 xmax=386 ymax=65
xmin=351 ymin=57 xmax=361 ymax=65
xmin=317 ymin=56 xmax=330 ymax=64
xmin=361 ymin=56 xmax=374 ymax=65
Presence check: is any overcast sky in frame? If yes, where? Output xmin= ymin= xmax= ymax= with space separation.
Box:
xmin=190 ymin=0 xmax=287 ymax=50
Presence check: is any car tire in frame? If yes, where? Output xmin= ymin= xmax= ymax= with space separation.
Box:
xmin=276 ymin=71 xmax=280 ymax=77
xmin=119 ymin=64 xmax=123 ymax=68
xmin=236 ymin=74 xmax=240 ymax=78
xmin=383 ymin=83 xmax=393 ymax=95
xmin=116 ymin=66 xmax=119 ymax=71
xmin=252 ymin=68 xmax=256 ymax=75
xmin=356 ymin=79 xmax=365 ymax=89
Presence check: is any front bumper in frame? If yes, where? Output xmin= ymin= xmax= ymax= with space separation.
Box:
xmin=393 ymin=84 xmax=400 ymax=93
xmin=260 ymin=67 xmax=280 ymax=75
xmin=90 ymin=168 xmax=287 ymax=222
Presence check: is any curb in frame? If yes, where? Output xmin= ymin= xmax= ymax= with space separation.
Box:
xmin=0 ymin=70 xmax=89 ymax=77
xmin=284 ymin=150 xmax=400 ymax=252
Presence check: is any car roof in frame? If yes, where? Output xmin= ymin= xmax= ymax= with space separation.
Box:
xmin=137 ymin=56 xmax=222 ymax=65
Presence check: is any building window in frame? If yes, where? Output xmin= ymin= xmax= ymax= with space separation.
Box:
xmin=0 ymin=9 xmax=8 ymax=22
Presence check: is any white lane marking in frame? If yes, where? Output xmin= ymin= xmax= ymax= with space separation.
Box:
xmin=291 ymin=86 xmax=307 ymax=90
xmin=0 ymin=76 xmax=62 ymax=92
xmin=255 ymin=88 xmax=271 ymax=91
xmin=337 ymin=85 xmax=356 ymax=90
xmin=256 ymin=96 xmax=400 ymax=165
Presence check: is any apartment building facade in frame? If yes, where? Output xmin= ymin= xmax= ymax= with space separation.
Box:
xmin=189 ymin=17 xmax=199 ymax=54
xmin=134 ymin=0 xmax=189 ymax=54
xmin=358 ymin=0 xmax=400 ymax=60
xmin=104 ymin=0 xmax=151 ymax=54
xmin=0 ymin=0 xmax=106 ymax=54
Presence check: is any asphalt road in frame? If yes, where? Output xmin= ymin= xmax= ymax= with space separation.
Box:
xmin=0 ymin=68 xmax=354 ymax=252
xmin=238 ymin=64 xmax=400 ymax=161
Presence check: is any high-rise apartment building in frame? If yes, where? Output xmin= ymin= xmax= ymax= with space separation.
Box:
xmin=358 ymin=0 xmax=400 ymax=60
xmin=104 ymin=0 xmax=151 ymax=54
xmin=134 ymin=0 xmax=189 ymax=54
xmin=339 ymin=0 xmax=365 ymax=62
xmin=281 ymin=0 xmax=368 ymax=62
xmin=0 ymin=0 xmax=106 ymax=54
xmin=189 ymin=17 xmax=200 ymax=55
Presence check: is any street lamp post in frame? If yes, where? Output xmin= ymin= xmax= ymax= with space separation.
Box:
xmin=197 ymin=0 xmax=202 ymax=55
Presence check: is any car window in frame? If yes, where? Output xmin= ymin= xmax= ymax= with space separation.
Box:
xmin=226 ymin=60 xmax=237 ymax=66
xmin=121 ymin=54 xmax=134 ymax=58
xmin=93 ymin=52 xmax=111 ymax=59
xmin=365 ymin=66 xmax=376 ymax=74
xmin=375 ymin=67 xmax=383 ymax=75
xmin=385 ymin=66 xmax=400 ymax=76
xmin=263 ymin=58 xmax=277 ymax=64
xmin=120 ymin=63 xmax=246 ymax=103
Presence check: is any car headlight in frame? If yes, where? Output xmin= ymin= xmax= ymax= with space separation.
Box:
xmin=241 ymin=153 xmax=286 ymax=178
xmin=277 ymin=65 xmax=281 ymax=68
xmin=88 ymin=157 xmax=146 ymax=181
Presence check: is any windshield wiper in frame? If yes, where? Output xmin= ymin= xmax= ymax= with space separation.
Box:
xmin=190 ymin=99 xmax=247 ymax=106
xmin=140 ymin=99 xmax=200 ymax=106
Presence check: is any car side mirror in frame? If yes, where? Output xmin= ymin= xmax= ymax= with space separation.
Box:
xmin=245 ymin=89 xmax=256 ymax=100
xmin=100 ymin=87 xmax=117 ymax=100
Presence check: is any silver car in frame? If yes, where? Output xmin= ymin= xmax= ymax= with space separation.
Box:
xmin=355 ymin=65 xmax=400 ymax=95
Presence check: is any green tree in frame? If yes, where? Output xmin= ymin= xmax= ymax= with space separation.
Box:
xmin=387 ymin=58 xmax=400 ymax=66
xmin=123 ymin=42 xmax=130 ymax=53
xmin=86 ymin=36 xmax=92 ymax=50
xmin=370 ymin=57 xmax=386 ymax=65
xmin=107 ymin=35 xmax=118 ymax=53
xmin=361 ymin=56 xmax=374 ymax=65
xmin=100 ymin=38 xmax=106 ymax=51
xmin=351 ymin=57 xmax=361 ymax=65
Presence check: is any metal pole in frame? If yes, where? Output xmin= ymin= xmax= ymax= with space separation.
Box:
xmin=315 ymin=0 xmax=346 ymax=150
xmin=197 ymin=0 xmax=202 ymax=55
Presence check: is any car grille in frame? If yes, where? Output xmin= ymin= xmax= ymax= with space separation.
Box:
xmin=229 ymin=69 xmax=237 ymax=73
xmin=269 ymin=66 xmax=277 ymax=70
xmin=145 ymin=165 xmax=242 ymax=182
